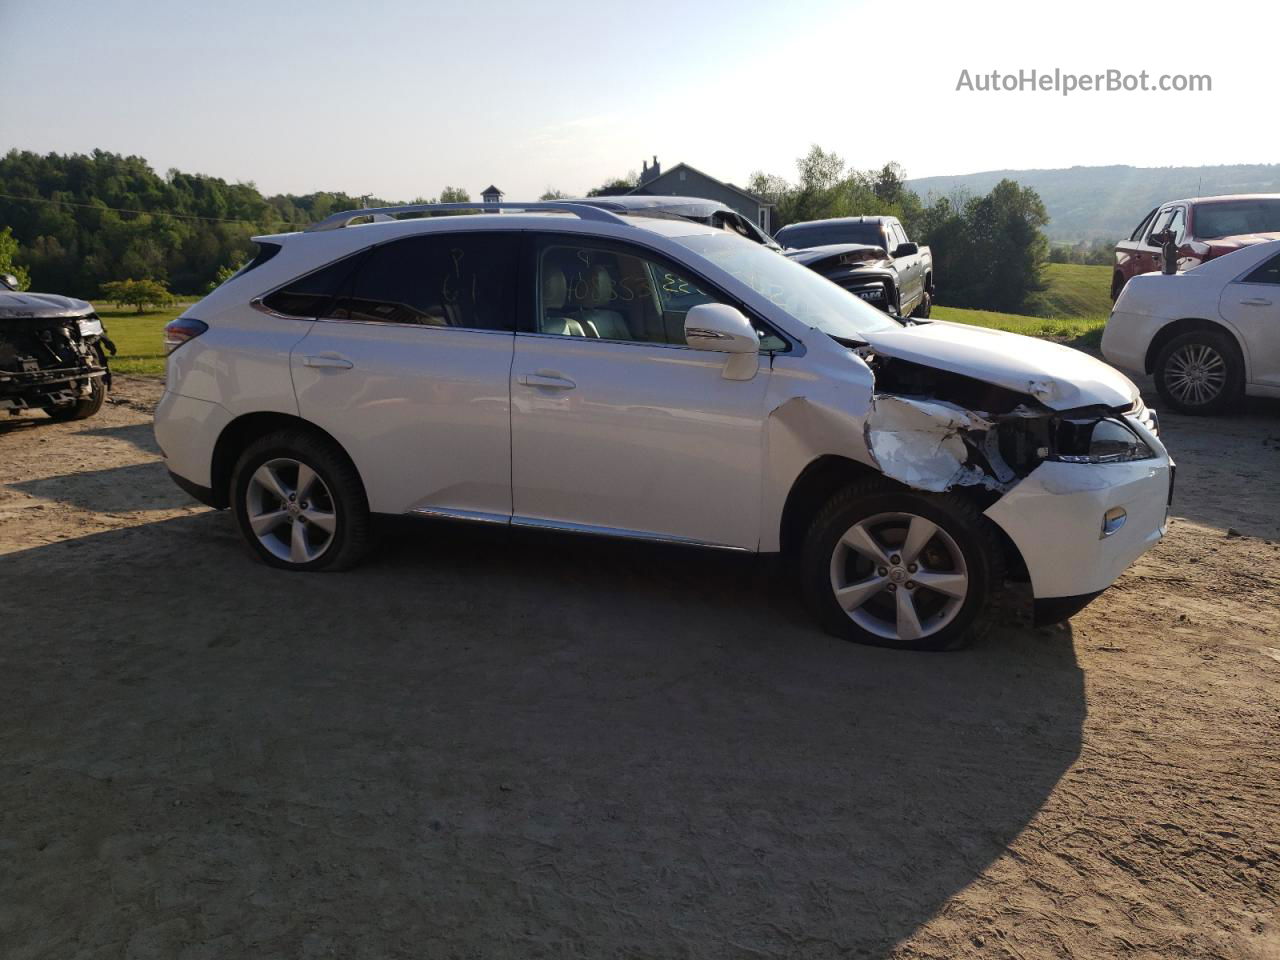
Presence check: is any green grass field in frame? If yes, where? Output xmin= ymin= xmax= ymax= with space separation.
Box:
xmin=97 ymin=263 xmax=1114 ymax=379
xmin=98 ymin=303 xmax=191 ymax=377
xmin=934 ymin=262 xmax=1111 ymax=348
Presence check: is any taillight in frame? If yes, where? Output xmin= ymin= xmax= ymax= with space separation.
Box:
xmin=163 ymin=317 xmax=208 ymax=354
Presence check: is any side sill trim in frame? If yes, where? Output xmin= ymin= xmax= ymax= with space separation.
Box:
xmin=511 ymin=515 xmax=751 ymax=552
xmin=409 ymin=506 xmax=510 ymax=525
xmin=407 ymin=508 xmax=751 ymax=552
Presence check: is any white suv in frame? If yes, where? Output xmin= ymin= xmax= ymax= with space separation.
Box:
xmin=155 ymin=202 xmax=1173 ymax=650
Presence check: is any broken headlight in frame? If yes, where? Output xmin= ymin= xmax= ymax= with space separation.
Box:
xmin=1049 ymin=416 xmax=1154 ymax=464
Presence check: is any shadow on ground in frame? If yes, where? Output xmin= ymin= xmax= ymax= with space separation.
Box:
xmin=0 ymin=506 xmax=1084 ymax=958
xmin=11 ymin=460 xmax=193 ymax=513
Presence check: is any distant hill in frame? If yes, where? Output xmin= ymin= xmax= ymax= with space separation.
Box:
xmin=906 ymin=164 xmax=1280 ymax=241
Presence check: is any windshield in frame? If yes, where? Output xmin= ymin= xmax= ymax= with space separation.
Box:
xmin=1194 ymin=200 xmax=1280 ymax=239
xmin=674 ymin=232 xmax=903 ymax=340
xmin=776 ymin=221 xmax=886 ymax=249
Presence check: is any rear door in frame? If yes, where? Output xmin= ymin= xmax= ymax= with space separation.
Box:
xmin=1219 ymin=250 xmax=1280 ymax=386
xmin=285 ymin=231 xmax=519 ymax=518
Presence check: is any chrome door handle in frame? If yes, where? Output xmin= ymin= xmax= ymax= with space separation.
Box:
xmin=303 ymin=355 xmax=354 ymax=369
xmin=1239 ymin=298 xmax=1272 ymax=306
xmin=518 ymin=373 xmax=576 ymax=390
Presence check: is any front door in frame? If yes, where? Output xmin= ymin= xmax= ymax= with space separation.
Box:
xmin=287 ymin=231 xmax=519 ymax=517
xmin=1219 ymin=250 xmax=1280 ymax=386
xmin=509 ymin=235 xmax=771 ymax=550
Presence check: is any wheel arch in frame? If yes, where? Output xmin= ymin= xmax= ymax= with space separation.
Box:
xmin=1143 ymin=317 xmax=1246 ymax=375
xmin=208 ymin=412 xmax=363 ymax=509
xmin=778 ymin=453 xmax=1030 ymax=582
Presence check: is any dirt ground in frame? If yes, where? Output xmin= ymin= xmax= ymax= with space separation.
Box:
xmin=1 ymin=376 xmax=1278 ymax=960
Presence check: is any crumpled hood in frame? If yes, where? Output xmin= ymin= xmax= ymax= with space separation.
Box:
xmin=861 ymin=319 xmax=1139 ymax=410
xmin=0 ymin=291 xmax=95 ymax=320
xmin=785 ymin=243 xmax=887 ymax=268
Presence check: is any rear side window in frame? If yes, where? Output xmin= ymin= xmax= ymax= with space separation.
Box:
xmin=261 ymin=253 xmax=364 ymax=318
xmin=1243 ymin=253 xmax=1280 ymax=285
xmin=262 ymin=233 xmax=519 ymax=330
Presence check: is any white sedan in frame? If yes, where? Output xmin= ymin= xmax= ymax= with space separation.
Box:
xmin=1103 ymin=240 xmax=1280 ymax=414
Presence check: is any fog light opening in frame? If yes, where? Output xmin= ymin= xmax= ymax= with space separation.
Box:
xmin=1101 ymin=506 xmax=1127 ymax=539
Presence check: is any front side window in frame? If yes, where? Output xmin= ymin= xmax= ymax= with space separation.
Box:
xmin=1130 ymin=208 xmax=1157 ymax=241
xmin=262 ymin=233 xmax=518 ymax=330
xmin=1167 ymin=207 xmax=1187 ymax=243
xmin=536 ymin=241 xmax=710 ymax=344
xmin=1243 ymin=252 xmax=1280 ymax=285
xmin=1146 ymin=208 xmax=1175 ymax=245
xmin=534 ymin=239 xmax=786 ymax=350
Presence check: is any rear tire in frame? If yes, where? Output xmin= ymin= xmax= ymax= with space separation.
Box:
xmin=801 ymin=479 xmax=1001 ymax=651
xmin=231 ymin=429 xmax=371 ymax=572
xmin=44 ymin=377 xmax=105 ymax=422
xmin=912 ymin=282 xmax=932 ymax=318
xmin=1153 ymin=329 xmax=1243 ymax=415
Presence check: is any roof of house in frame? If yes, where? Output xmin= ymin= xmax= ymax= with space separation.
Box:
xmin=481 ymin=185 xmax=503 ymax=195
xmin=632 ymin=163 xmax=773 ymax=208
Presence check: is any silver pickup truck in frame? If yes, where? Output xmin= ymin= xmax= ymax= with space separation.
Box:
xmin=775 ymin=215 xmax=934 ymax=318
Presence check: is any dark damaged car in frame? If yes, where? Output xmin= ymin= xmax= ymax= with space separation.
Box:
xmin=0 ymin=273 xmax=114 ymax=421
xmin=776 ymin=215 xmax=934 ymax=319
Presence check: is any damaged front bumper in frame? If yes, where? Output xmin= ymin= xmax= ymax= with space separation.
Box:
xmin=863 ymin=390 xmax=1172 ymax=623
xmin=0 ymin=364 xmax=109 ymax=411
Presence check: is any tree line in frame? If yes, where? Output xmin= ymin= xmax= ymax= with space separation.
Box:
xmin=2 ymin=146 xmax=1054 ymax=315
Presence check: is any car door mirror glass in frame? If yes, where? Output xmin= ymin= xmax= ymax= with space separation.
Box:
xmin=894 ymin=242 xmax=918 ymax=258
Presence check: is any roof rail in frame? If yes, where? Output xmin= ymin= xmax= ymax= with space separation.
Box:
xmin=305 ymin=201 xmax=628 ymax=232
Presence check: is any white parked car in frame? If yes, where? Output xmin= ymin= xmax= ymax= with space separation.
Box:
xmin=155 ymin=202 xmax=1173 ymax=650
xmin=1103 ymin=240 xmax=1280 ymax=414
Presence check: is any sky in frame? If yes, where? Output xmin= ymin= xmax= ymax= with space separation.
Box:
xmin=1 ymin=0 xmax=1276 ymax=201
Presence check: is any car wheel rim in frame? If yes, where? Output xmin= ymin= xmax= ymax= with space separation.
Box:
xmin=1165 ymin=343 xmax=1226 ymax=406
xmin=246 ymin=457 xmax=338 ymax=564
xmin=828 ymin=512 xmax=969 ymax=642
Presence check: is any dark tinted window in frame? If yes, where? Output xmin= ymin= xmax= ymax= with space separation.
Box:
xmin=1243 ymin=252 xmax=1280 ymax=284
xmin=1193 ymin=199 xmax=1280 ymax=239
xmin=776 ymin=221 xmax=886 ymax=250
xmin=263 ymin=233 xmax=519 ymax=329
xmin=337 ymin=233 xmax=518 ymax=329
xmin=262 ymin=252 xmax=364 ymax=317
xmin=1130 ymin=208 xmax=1157 ymax=241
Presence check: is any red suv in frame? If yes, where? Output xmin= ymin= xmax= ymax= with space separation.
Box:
xmin=1112 ymin=194 xmax=1280 ymax=299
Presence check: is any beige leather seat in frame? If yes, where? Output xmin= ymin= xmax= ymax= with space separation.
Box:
xmin=540 ymin=267 xmax=585 ymax=337
xmin=577 ymin=265 xmax=631 ymax=341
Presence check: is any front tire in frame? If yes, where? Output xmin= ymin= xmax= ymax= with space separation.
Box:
xmin=231 ymin=429 xmax=371 ymax=571
xmin=801 ymin=480 xmax=1001 ymax=651
xmin=1153 ymin=329 xmax=1243 ymax=415
xmin=44 ymin=377 xmax=105 ymax=422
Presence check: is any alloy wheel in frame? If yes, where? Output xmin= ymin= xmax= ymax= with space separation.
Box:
xmin=828 ymin=512 xmax=969 ymax=642
xmin=1164 ymin=342 xmax=1227 ymax=406
xmin=245 ymin=457 xmax=338 ymax=564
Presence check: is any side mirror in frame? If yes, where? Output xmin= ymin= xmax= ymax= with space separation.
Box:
xmin=684 ymin=303 xmax=760 ymax=381
xmin=0 ymin=273 xmax=17 ymax=291
xmin=893 ymin=242 xmax=918 ymax=258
